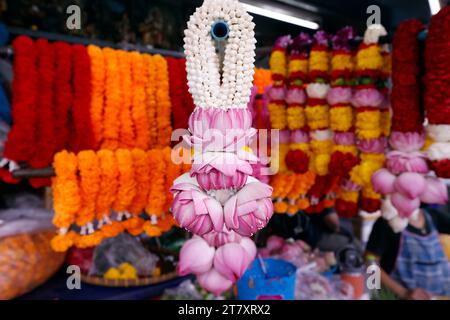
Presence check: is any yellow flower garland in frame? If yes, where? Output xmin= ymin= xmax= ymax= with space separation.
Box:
xmin=330 ymin=106 xmax=353 ymax=131
xmin=305 ymin=105 xmax=329 ymax=130
xmin=287 ymin=106 xmax=306 ymax=130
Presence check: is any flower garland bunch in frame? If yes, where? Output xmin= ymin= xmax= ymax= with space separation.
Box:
xmin=286 ymin=171 xmax=316 ymax=214
xmin=326 ymin=27 xmax=360 ymax=217
xmin=173 ymin=0 xmax=273 ymax=295
xmin=102 ymin=48 xmax=121 ymax=150
xmin=167 ymin=57 xmax=191 ymax=130
xmin=3 ymin=36 xmax=37 ymax=170
xmin=349 ymin=24 xmax=387 ymax=213
xmin=27 ymin=40 xmax=56 ymax=188
xmin=285 ymin=33 xmax=312 ymax=174
xmin=118 ymin=50 xmax=136 ymax=148
xmin=424 ymin=7 xmax=450 ymax=178
xmin=268 ymin=35 xmax=291 ymax=130
xmin=71 ymin=44 xmax=95 ymax=152
xmin=54 ymin=42 xmax=73 ymax=152
xmin=372 ymin=19 xmax=448 ymax=232
xmin=143 ymin=54 xmax=158 ymax=147
xmin=87 ymin=45 xmax=105 ymax=149
xmin=305 ymin=31 xmax=333 ymax=211
xmin=51 ymin=151 xmax=80 ymax=252
xmin=154 ymin=55 xmax=172 ymax=148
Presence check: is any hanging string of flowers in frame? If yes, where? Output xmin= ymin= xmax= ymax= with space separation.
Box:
xmin=167 ymin=57 xmax=190 ymax=130
xmin=72 ymin=44 xmax=95 ymax=152
xmin=350 ymin=24 xmax=387 ymax=213
xmin=87 ymin=45 xmax=105 ymax=149
xmin=285 ymin=33 xmax=312 ymax=175
xmin=424 ymin=6 xmax=450 ymax=178
xmin=54 ymin=42 xmax=73 ymax=152
xmin=305 ymin=31 xmax=333 ymax=212
xmin=118 ymin=50 xmax=136 ymax=149
xmin=154 ymin=55 xmax=172 ymax=148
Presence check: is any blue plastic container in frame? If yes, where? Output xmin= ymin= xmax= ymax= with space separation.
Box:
xmin=237 ymin=258 xmax=296 ymax=300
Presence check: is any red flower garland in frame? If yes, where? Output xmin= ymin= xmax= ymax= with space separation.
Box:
xmin=3 ymin=36 xmax=37 ymax=162
xmin=53 ymin=42 xmax=73 ymax=152
xmin=391 ymin=19 xmax=424 ymax=133
xmin=167 ymin=57 xmax=189 ymax=130
xmin=71 ymin=44 xmax=95 ymax=152
xmin=29 ymin=40 xmax=57 ymax=188
xmin=424 ymin=7 xmax=450 ymax=125
xmin=180 ymin=59 xmax=195 ymax=117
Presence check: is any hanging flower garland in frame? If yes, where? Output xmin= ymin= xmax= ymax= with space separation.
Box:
xmin=285 ymin=33 xmax=312 ymax=175
xmin=305 ymin=31 xmax=333 ymax=211
xmin=54 ymin=42 xmax=73 ymax=152
xmin=131 ymin=51 xmax=150 ymax=150
xmin=28 ymin=40 xmax=56 ymax=188
xmin=143 ymin=54 xmax=158 ymax=148
xmin=117 ymin=50 xmax=136 ymax=148
xmin=350 ymin=24 xmax=387 ymax=213
xmin=167 ymin=57 xmax=190 ymax=130
xmin=51 ymin=151 xmax=80 ymax=252
xmin=268 ymin=35 xmax=290 ymax=130
xmin=71 ymin=44 xmax=95 ymax=152
xmin=145 ymin=149 xmax=166 ymax=218
xmin=102 ymin=48 xmax=121 ymax=150
xmin=154 ymin=55 xmax=172 ymax=148
xmin=87 ymin=45 xmax=105 ymax=149
xmin=112 ymin=148 xmax=136 ymax=220
xmin=424 ymin=6 xmax=450 ymax=178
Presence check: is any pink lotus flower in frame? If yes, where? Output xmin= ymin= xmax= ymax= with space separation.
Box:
xmin=213 ymin=240 xmax=256 ymax=282
xmin=189 ymin=107 xmax=253 ymax=136
xmin=372 ymin=168 xmax=396 ymax=194
xmin=394 ymin=172 xmax=426 ymax=199
xmin=286 ymin=87 xmax=306 ymax=104
xmin=356 ymin=137 xmax=387 ymax=153
xmin=177 ymin=236 xmax=215 ymax=275
xmin=327 ymin=87 xmax=352 ymax=105
xmin=197 ymin=268 xmax=233 ymax=296
xmin=224 ymin=180 xmax=274 ymax=237
xmin=386 ymin=151 xmax=429 ymax=175
xmin=266 ymin=235 xmax=285 ymax=252
xmin=171 ymin=174 xmax=224 ymax=235
xmin=352 ymin=88 xmax=384 ymax=107
xmin=389 ymin=131 xmax=425 ymax=152
xmin=334 ymin=132 xmax=355 ymax=146
xmin=420 ymin=177 xmax=448 ymax=204
xmin=391 ymin=192 xmax=420 ymax=218
xmin=191 ymin=152 xmax=254 ymax=190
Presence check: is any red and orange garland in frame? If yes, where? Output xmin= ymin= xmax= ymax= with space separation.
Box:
xmin=50 ymin=147 xmax=190 ymax=252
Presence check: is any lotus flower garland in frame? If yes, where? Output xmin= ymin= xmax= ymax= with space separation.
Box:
xmin=172 ymin=0 xmax=273 ymax=295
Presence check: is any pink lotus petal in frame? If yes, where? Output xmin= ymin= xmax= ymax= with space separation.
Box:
xmin=197 ymin=268 xmax=233 ymax=296
xmin=178 ymin=237 xmax=215 ymax=275
xmin=394 ymin=172 xmax=426 ymax=199
xmin=391 ymin=192 xmax=420 ymax=217
xmin=213 ymin=243 xmax=253 ymax=282
xmin=372 ymin=168 xmax=396 ymax=194
xmin=420 ymin=177 xmax=448 ymax=205
xmin=389 ymin=131 xmax=425 ymax=152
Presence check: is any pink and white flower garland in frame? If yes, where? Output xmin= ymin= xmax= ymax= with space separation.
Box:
xmin=171 ymin=0 xmax=273 ymax=295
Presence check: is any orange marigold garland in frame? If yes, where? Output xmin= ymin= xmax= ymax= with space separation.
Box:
xmin=87 ymin=45 xmax=105 ymax=149
xmin=118 ymin=50 xmax=136 ymax=148
xmin=102 ymin=48 xmax=120 ymax=150
xmin=145 ymin=149 xmax=166 ymax=218
xmin=131 ymin=52 xmax=151 ymax=150
xmin=51 ymin=151 xmax=80 ymax=252
xmin=154 ymin=55 xmax=172 ymax=148
xmin=128 ymin=148 xmax=151 ymax=215
xmin=112 ymin=149 xmax=137 ymax=219
xmin=143 ymin=54 xmax=158 ymax=148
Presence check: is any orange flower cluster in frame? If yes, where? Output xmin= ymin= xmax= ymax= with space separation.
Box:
xmin=90 ymin=48 xmax=171 ymax=150
xmin=50 ymin=147 xmax=190 ymax=252
xmin=253 ymin=68 xmax=272 ymax=95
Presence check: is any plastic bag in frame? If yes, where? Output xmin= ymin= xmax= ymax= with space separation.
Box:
xmin=88 ymin=233 xmax=159 ymax=277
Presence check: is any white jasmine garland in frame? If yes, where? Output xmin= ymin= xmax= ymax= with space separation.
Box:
xmin=184 ymin=0 xmax=256 ymax=109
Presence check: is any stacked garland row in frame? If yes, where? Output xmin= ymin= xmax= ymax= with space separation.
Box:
xmin=51 ymin=147 xmax=190 ymax=252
